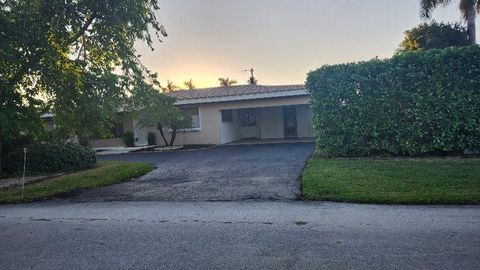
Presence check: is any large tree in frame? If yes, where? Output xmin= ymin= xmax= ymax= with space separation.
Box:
xmin=0 ymin=0 xmax=172 ymax=149
xmin=398 ymin=21 xmax=469 ymax=52
xmin=420 ymin=0 xmax=479 ymax=44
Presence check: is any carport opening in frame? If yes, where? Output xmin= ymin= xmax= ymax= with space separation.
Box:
xmin=219 ymin=105 xmax=314 ymax=145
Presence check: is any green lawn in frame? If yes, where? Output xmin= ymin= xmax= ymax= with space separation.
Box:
xmin=0 ymin=161 xmax=153 ymax=204
xmin=302 ymin=157 xmax=480 ymax=204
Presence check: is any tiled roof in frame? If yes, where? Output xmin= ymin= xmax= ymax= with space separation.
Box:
xmin=167 ymin=84 xmax=305 ymax=100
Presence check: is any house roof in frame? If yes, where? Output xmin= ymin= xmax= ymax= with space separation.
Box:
xmin=167 ymin=84 xmax=306 ymax=102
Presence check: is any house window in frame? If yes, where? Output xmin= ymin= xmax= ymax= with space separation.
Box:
xmin=181 ymin=107 xmax=200 ymax=129
xmin=239 ymin=108 xmax=256 ymax=126
xmin=221 ymin=110 xmax=233 ymax=122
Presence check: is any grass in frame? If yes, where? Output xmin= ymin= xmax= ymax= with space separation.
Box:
xmin=0 ymin=161 xmax=153 ymax=204
xmin=301 ymin=157 xmax=480 ymax=204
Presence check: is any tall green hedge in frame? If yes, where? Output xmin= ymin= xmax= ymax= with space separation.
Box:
xmin=306 ymin=46 xmax=480 ymax=157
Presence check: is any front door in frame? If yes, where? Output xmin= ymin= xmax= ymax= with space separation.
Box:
xmin=283 ymin=107 xmax=297 ymax=138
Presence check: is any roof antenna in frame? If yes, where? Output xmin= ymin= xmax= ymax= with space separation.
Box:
xmin=243 ymin=68 xmax=257 ymax=85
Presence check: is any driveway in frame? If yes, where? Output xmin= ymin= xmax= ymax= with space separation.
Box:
xmin=74 ymin=142 xmax=314 ymax=202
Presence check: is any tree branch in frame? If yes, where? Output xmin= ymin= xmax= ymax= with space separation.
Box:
xmin=69 ymin=14 xmax=96 ymax=45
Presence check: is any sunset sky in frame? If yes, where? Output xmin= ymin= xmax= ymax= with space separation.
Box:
xmin=137 ymin=0 xmax=478 ymax=88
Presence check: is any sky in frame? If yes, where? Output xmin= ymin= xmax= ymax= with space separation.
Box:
xmin=136 ymin=0 xmax=479 ymax=88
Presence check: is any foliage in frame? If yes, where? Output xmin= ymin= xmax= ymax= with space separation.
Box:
xmin=2 ymin=142 xmax=96 ymax=175
xmin=147 ymin=132 xmax=156 ymax=145
xmin=162 ymin=80 xmax=179 ymax=92
xmin=0 ymin=0 xmax=168 ymax=147
xmin=123 ymin=131 xmax=135 ymax=147
xmin=302 ymin=157 xmax=480 ymax=204
xmin=218 ymin=77 xmax=238 ymax=86
xmin=184 ymin=79 xmax=195 ymax=90
xmin=247 ymin=76 xmax=257 ymax=85
xmin=398 ymin=21 xmax=469 ymax=53
xmin=306 ymin=46 xmax=480 ymax=157
xmin=420 ymin=0 xmax=480 ymax=20
xmin=420 ymin=0 xmax=479 ymax=44
xmin=135 ymin=91 xmax=190 ymax=146
xmin=158 ymin=109 xmax=191 ymax=146
xmin=0 ymin=161 xmax=153 ymax=204
xmin=246 ymin=68 xmax=258 ymax=85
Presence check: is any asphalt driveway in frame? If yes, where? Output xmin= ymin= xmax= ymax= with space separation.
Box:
xmin=74 ymin=142 xmax=314 ymax=202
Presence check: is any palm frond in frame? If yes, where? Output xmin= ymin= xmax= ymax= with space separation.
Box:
xmin=420 ymin=0 xmax=452 ymax=18
xmin=459 ymin=0 xmax=479 ymax=21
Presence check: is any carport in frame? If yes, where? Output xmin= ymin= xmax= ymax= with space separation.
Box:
xmin=220 ymin=104 xmax=314 ymax=144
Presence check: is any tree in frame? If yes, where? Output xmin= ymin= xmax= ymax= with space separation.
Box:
xmin=161 ymin=110 xmax=191 ymax=146
xmin=135 ymin=91 xmax=190 ymax=147
xmin=0 ymin=80 xmax=44 ymax=173
xmin=183 ymin=79 xmax=195 ymax=90
xmin=246 ymin=68 xmax=258 ymax=85
xmin=218 ymin=77 xmax=238 ymax=86
xmin=0 ymin=0 xmax=169 ymax=153
xmin=162 ymin=80 xmax=179 ymax=92
xmin=420 ymin=0 xmax=479 ymax=44
xmin=398 ymin=21 xmax=469 ymax=52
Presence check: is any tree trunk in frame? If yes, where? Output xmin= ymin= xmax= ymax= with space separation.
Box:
xmin=157 ymin=124 xmax=169 ymax=146
xmin=467 ymin=6 xmax=476 ymax=44
xmin=169 ymin=129 xmax=177 ymax=147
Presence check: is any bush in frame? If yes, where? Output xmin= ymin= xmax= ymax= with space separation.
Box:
xmin=2 ymin=142 xmax=97 ymax=175
xmin=147 ymin=132 xmax=156 ymax=145
xmin=306 ymin=46 xmax=480 ymax=157
xmin=123 ymin=131 xmax=135 ymax=147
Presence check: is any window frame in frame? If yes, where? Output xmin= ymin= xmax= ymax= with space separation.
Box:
xmin=221 ymin=109 xmax=233 ymax=122
xmin=176 ymin=106 xmax=201 ymax=132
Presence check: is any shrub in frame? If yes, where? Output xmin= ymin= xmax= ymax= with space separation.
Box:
xmin=147 ymin=132 xmax=156 ymax=145
xmin=398 ymin=21 xmax=469 ymax=53
xmin=123 ymin=131 xmax=135 ymax=147
xmin=2 ymin=142 xmax=97 ymax=175
xmin=306 ymin=46 xmax=480 ymax=157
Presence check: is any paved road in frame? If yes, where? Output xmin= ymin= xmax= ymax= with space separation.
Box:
xmin=0 ymin=201 xmax=479 ymax=270
xmin=74 ymin=143 xmax=314 ymax=202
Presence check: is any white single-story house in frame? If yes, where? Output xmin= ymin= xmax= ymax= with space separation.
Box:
xmin=132 ymin=84 xmax=315 ymax=146
xmin=47 ymin=84 xmax=314 ymax=147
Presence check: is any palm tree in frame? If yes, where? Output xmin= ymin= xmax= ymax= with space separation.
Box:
xmin=218 ymin=77 xmax=238 ymax=86
xmin=162 ymin=80 xmax=179 ymax=93
xmin=183 ymin=79 xmax=195 ymax=90
xmin=420 ymin=0 xmax=479 ymax=44
xmin=245 ymin=68 xmax=258 ymax=85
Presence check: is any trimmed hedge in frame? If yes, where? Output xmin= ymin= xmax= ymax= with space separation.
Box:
xmin=306 ymin=46 xmax=480 ymax=157
xmin=2 ymin=142 xmax=97 ymax=174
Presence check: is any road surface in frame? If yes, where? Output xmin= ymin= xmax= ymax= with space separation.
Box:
xmin=1 ymin=201 xmax=479 ymax=269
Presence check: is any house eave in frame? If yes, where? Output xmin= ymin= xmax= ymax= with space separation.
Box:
xmin=174 ymin=89 xmax=309 ymax=106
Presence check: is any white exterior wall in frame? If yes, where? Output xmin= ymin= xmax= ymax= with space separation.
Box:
xmin=132 ymin=119 xmax=153 ymax=146
xmin=259 ymin=107 xmax=284 ymax=139
xmin=220 ymin=110 xmax=242 ymax=144
xmin=296 ymin=105 xmax=315 ymax=138
xmin=241 ymin=125 xmax=259 ymax=138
